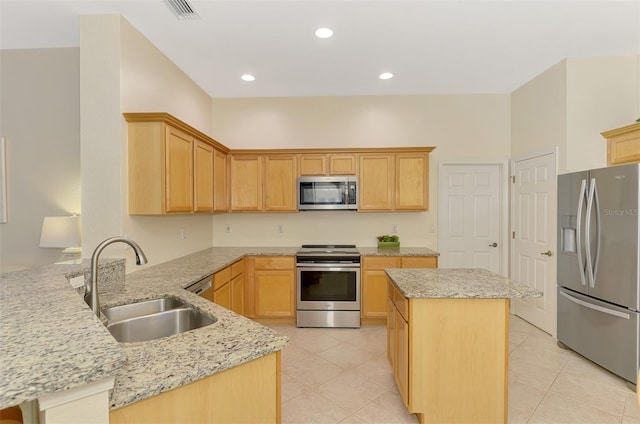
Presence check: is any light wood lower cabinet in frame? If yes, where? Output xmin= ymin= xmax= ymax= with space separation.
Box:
xmin=110 ymin=352 xmax=281 ymax=424
xmin=248 ymin=256 xmax=296 ymax=321
xmin=361 ymin=256 xmax=437 ymax=323
xmin=212 ymin=260 xmax=244 ymax=315
xmin=387 ymin=280 xmax=509 ymax=423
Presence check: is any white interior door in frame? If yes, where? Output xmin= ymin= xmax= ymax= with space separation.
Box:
xmin=511 ymin=151 xmax=557 ymax=336
xmin=438 ymin=163 xmax=506 ymax=275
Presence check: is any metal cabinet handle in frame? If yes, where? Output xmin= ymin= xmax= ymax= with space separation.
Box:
xmin=540 ymin=250 xmax=553 ymax=257
xmin=489 ymin=242 xmax=498 ymax=247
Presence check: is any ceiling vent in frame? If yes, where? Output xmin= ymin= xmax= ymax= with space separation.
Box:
xmin=164 ymin=0 xmax=200 ymax=20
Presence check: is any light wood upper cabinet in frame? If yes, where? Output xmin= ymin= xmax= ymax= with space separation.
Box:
xmin=359 ymin=151 xmax=431 ymax=212
xmin=229 ymin=155 xmax=262 ymax=211
xmin=230 ymin=154 xmax=297 ymax=212
xmin=359 ymin=154 xmax=394 ymax=210
xmin=213 ymin=148 xmax=228 ymax=212
xmin=264 ymin=155 xmax=297 ymax=211
xmin=124 ymin=113 xmax=228 ymax=215
xmin=299 ymin=153 xmax=357 ymax=176
xmin=193 ymin=139 xmax=214 ymax=213
xmin=602 ymin=122 xmax=640 ymax=166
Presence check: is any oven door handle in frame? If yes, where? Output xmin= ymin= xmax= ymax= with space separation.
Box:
xmin=297 ymin=265 xmax=361 ymax=271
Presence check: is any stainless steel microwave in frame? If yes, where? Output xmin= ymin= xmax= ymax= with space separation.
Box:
xmin=297 ymin=176 xmax=358 ymax=210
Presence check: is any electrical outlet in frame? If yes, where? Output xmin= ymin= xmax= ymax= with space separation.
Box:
xmin=225 ymin=224 xmax=231 ymax=233
xmin=69 ymin=276 xmax=84 ymax=289
xmin=181 ymin=229 xmax=186 ymax=239
xmin=392 ymin=224 xmax=398 ymax=234
xmin=278 ymin=224 xmax=284 ymax=234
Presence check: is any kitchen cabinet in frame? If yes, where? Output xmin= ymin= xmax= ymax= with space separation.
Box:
xmin=212 ymin=260 xmax=245 ymax=314
xmin=602 ymin=122 xmax=640 ymax=166
xmin=229 ymin=154 xmax=297 ymax=212
xmin=361 ymin=256 xmax=437 ymax=323
xmin=264 ymin=155 xmax=297 ymax=211
xmin=229 ymin=155 xmax=262 ymax=211
xmin=194 ymin=140 xmax=214 ymax=212
xmin=213 ymin=148 xmax=228 ymax=212
xmin=124 ymin=113 xmax=228 ymax=215
xmin=359 ymin=150 xmax=431 ymax=211
xmin=110 ymin=352 xmax=281 ymax=423
xmin=386 ymin=279 xmax=509 ymax=423
xmin=299 ymin=153 xmax=357 ymax=175
xmin=253 ymin=256 xmax=296 ymax=320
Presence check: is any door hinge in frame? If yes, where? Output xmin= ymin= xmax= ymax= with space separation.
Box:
xmin=512 ymin=231 xmax=516 ymax=239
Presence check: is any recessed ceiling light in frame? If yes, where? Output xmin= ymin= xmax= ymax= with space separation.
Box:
xmin=315 ymin=27 xmax=334 ymax=39
xmin=241 ymin=74 xmax=256 ymax=82
xmin=379 ymin=72 xmax=394 ymax=80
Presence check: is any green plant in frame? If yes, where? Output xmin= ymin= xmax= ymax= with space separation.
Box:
xmin=376 ymin=234 xmax=399 ymax=242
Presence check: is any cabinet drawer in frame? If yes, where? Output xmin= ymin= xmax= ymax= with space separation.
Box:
xmin=254 ymin=256 xmax=295 ymax=270
xmin=231 ymin=259 xmax=245 ymax=277
xmin=363 ymin=256 xmax=400 ymax=270
xmin=213 ymin=266 xmax=230 ymax=290
xmin=401 ymin=256 xmax=437 ymax=268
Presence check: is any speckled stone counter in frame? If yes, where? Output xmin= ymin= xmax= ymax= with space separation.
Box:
xmin=0 ymin=247 xmax=296 ymax=411
xmin=357 ymin=246 xmax=439 ymax=257
xmin=385 ymin=268 xmax=541 ymax=299
xmin=0 ymin=259 xmax=127 ymax=409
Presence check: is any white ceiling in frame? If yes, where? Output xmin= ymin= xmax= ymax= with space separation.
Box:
xmin=1 ymin=0 xmax=639 ymax=98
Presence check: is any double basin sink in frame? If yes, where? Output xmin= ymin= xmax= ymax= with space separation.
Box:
xmin=102 ymin=297 xmax=216 ymax=343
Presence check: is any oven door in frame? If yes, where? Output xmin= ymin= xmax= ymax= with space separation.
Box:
xmin=297 ymin=265 xmax=360 ymax=311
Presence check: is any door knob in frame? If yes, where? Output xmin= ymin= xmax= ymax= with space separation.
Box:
xmin=489 ymin=242 xmax=498 ymax=248
xmin=540 ymin=250 xmax=553 ymax=257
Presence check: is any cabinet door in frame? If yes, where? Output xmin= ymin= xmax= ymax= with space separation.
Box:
xmin=165 ymin=126 xmax=193 ymax=212
xmin=213 ymin=148 xmax=228 ymax=212
xmin=264 ymin=155 xmax=297 ymax=211
xmin=199 ymin=285 xmax=214 ymax=302
xmin=387 ymin=296 xmax=396 ymax=367
xmin=395 ymin=308 xmax=409 ymax=408
xmin=299 ymin=154 xmax=326 ymax=176
xmin=329 ymin=154 xmax=357 ymax=175
xmin=362 ymin=270 xmax=391 ymax=319
xmin=213 ymin=283 xmax=231 ymax=309
xmin=255 ymin=270 xmax=295 ymax=317
xmin=230 ymin=155 xmax=262 ymax=211
xmin=396 ymin=153 xmax=428 ymax=211
xmin=193 ymin=140 xmax=214 ymax=213
xmin=359 ymin=154 xmax=394 ymax=210
xmin=231 ymin=273 xmax=244 ymax=315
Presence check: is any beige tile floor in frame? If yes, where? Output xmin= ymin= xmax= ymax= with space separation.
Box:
xmin=269 ymin=315 xmax=639 ymax=424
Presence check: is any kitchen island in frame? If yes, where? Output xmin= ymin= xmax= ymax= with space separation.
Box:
xmin=385 ymin=268 xmax=541 ymax=424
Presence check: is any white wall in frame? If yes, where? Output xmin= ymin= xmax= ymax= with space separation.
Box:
xmin=0 ymin=48 xmax=81 ymax=269
xmin=80 ymin=15 xmax=215 ymax=271
xmin=211 ymin=94 xmax=511 ymax=248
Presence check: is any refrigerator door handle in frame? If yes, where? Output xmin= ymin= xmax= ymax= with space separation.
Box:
xmin=559 ymin=290 xmax=631 ymax=319
xmin=592 ymin=179 xmax=601 ymax=285
xmin=585 ymin=177 xmax=596 ymax=288
xmin=576 ymin=179 xmax=587 ymax=287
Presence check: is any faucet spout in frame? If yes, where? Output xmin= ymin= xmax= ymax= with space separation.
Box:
xmin=85 ymin=236 xmax=148 ymax=316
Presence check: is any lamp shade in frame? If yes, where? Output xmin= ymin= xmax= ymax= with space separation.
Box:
xmin=39 ymin=216 xmax=81 ymax=248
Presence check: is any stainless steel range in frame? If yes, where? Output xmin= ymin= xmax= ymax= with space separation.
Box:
xmin=296 ymin=244 xmax=361 ymax=328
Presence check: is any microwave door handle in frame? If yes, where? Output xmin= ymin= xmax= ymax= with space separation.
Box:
xmin=576 ymin=179 xmax=587 ymax=287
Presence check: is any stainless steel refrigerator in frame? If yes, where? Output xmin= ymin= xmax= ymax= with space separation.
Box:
xmin=557 ymin=162 xmax=640 ymax=386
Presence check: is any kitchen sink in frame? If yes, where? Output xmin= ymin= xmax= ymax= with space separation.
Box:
xmin=103 ymin=296 xmax=187 ymax=323
xmin=102 ymin=296 xmax=216 ymax=343
xmin=106 ymin=307 xmax=216 ymax=343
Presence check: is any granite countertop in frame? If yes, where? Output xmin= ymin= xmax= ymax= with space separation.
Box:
xmin=385 ymin=268 xmax=542 ymax=299
xmin=0 ymin=247 xmax=296 ymax=411
xmin=357 ymin=246 xmax=439 ymax=257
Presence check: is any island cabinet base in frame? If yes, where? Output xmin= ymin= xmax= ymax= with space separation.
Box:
xmin=110 ymin=352 xmax=281 ymax=424
xmin=387 ymin=285 xmax=509 ymax=423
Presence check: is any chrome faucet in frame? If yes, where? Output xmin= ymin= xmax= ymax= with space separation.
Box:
xmin=85 ymin=236 xmax=148 ymax=316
